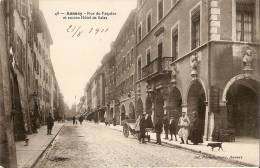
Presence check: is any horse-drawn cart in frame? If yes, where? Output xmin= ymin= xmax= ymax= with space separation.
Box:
xmin=122 ymin=119 xmax=151 ymax=142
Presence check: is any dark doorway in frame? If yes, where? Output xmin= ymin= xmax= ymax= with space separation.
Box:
xmin=226 ymin=79 xmax=259 ymax=138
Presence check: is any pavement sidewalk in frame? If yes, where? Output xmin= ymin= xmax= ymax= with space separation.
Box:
xmin=99 ymin=122 xmax=259 ymax=167
xmin=15 ymin=122 xmax=64 ymax=168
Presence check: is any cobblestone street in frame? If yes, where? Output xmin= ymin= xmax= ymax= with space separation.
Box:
xmin=34 ymin=122 xmax=239 ymax=168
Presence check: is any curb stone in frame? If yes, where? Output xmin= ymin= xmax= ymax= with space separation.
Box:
xmin=30 ymin=125 xmax=64 ymax=168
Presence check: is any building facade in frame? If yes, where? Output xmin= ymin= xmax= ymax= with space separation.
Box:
xmin=3 ymin=0 xmax=62 ymax=141
xmin=113 ymin=10 xmax=136 ymax=124
xmin=84 ymin=0 xmax=259 ymax=141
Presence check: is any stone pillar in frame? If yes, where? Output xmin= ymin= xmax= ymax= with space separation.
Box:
xmin=181 ymin=104 xmax=187 ymax=113
xmin=203 ymin=101 xmax=209 ymax=141
xmin=151 ymin=103 xmax=155 ymax=123
xmin=208 ymin=112 xmax=215 ymax=141
xmin=0 ymin=1 xmax=17 ymax=167
xmin=219 ymin=101 xmax=228 ymax=128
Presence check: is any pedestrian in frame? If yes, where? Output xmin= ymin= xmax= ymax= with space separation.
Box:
xmin=163 ymin=115 xmax=169 ymax=139
xmin=178 ymin=112 xmax=190 ymax=144
xmin=113 ymin=117 xmax=116 ymax=126
xmin=79 ymin=116 xmax=83 ymax=125
xmin=155 ymin=118 xmax=163 ymax=145
xmin=134 ymin=115 xmax=141 ymax=142
xmin=139 ymin=113 xmax=146 ymax=144
xmin=169 ymin=116 xmax=178 ymax=141
xmin=72 ymin=116 xmax=76 ymax=125
xmin=46 ymin=113 xmax=54 ymax=135
xmin=145 ymin=114 xmax=154 ymax=129
xmin=189 ymin=112 xmax=203 ymax=145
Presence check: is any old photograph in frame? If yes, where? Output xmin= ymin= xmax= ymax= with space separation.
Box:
xmin=0 ymin=0 xmax=259 ymax=167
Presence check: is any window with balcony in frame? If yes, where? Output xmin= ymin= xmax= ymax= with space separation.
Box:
xmin=137 ymin=56 xmax=142 ymax=80
xmin=147 ymin=12 xmax=152 ymax=33
xmin=146 ymin=48 xmax=151 ymax=65
xmin=158 ymin=42 xmax=163 ymax=71
xmin=191 ymin=8 xmax=200 ymax=50
xmin=138 ymin=24 xmax=142 ymax=41
xmin=236 ymin=2 xmax=254 ymax=42
xmin=172 ymin=28 xmax=178 ymax=61
xmin=158 ymin=0 xmax=164 ymax=21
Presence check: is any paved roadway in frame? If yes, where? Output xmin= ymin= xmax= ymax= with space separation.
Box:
xmin=34 ymin=122 xmax=239 ymax=168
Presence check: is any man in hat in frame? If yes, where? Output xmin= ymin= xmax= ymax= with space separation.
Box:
xmin=139 ymin=112 xmax=147 ymax=143
xmin=46 ymin=113 xmax=54 ymax=135
xmin=178 ymin=112 xmax=190 ymax=144
xmin=169 ymin=116 xmax=178 ymax=141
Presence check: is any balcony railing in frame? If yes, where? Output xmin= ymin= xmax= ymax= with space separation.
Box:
xmin=142 ymin=57 xmax=172 ymax=79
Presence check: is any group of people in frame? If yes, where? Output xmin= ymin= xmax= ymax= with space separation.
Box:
xmin=134 ymin=111 xmax=203 ymax=145
xmin=134 ymin=113 xmax=153 ymax=143
xmin=72 ymin=115 xmax=84 ymax=125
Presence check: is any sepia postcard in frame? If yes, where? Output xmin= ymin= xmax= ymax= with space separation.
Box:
xmin=0 ymin=0 xmax=259 ymax=167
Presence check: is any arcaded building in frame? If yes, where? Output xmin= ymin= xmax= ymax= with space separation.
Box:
xmin=136 ymin=0 xmax=259 ymax=141
xmin=113 ymin=10 xmax=137 ymax=125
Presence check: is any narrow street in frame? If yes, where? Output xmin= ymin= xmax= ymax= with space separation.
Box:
xmin=35 ymin=123 xmax=239 ymax=168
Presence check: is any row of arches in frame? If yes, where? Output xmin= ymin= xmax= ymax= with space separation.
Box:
xmin=120 ymin=102 xmax=135 ymax=121
xmin=134 ymin=77 xmax=259 ymax=139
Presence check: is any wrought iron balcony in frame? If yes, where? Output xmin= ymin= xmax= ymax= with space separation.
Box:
xmin=142 ymin=57 xmax=172 ymax=79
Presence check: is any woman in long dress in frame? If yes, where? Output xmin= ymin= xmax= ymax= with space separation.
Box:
xmin=178 ymin=112 xmax=190 ymax=144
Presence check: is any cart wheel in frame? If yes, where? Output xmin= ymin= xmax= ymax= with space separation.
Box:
xmin=123 ymin=125 xmax=129 ymax=137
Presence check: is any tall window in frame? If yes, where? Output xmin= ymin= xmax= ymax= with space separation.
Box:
xmin=158 ymin=42 xmax=163 ymax=71
xmin=236 ymin=3 xmax=254 ymax=42
xmin=158 ymin=0 xmax=164 ymax=21
xmin=146 ymin=48 xmax=151 ymax=64
xmin=138 ymin=24 xmax=142 ymax=41
xmin=191 ymin=8 xmax=200 ymax=50
xmin=172 ymin=28 xmax=178 ymax=61
xmin=137 ymin=57 xmax=142 ymax=80
xmin=130 ymin=48 xmax=134 ymax=65
xmin=147 ymin=12 xmax=152 ymax=33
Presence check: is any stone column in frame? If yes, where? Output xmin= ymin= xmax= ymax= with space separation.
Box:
xmin=203 ymin=101 xmax=209 ymax=141
xmin=208 ymin=112 xmax=215 ymax=141
xmin=0 ymin=1 xmax=17 ymax=167
xmin=219 ymin=101 xmax=228 ymax=128
xmin=181 ymin=104 xmax=187 ymax=113
xmin=151 ymin=103 xmax=155 ymax=123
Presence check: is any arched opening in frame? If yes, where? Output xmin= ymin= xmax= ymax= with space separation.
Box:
xmin=226 ymin=79 xmax=259 ymax=138
xmin=110 ymin=107 xmax=113 ymax=121
xmin=187 ymin=80 xmax=206 ymax=140
xmin=136 ymin=98 xmax=144 ymax=118
xmin=129 ymin=102 xmax=135 ymax=119
xmin=145 ymin=96 xmax=152 ymax=115
xmin=169 ymin=87 xmax=182 ymax=118
xmin=120 ymin=105 xmax=126 ymax=122
xmin=154 ymin=91 xmax=164 ymax=123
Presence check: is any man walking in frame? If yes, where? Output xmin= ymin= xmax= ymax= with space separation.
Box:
xmin=169 ymin=116 xmax=178 ymax=141
xmin=155 ymin=118 xmax=163 ymax=145
xmin=139 ymin=113 xmax=146 ymax=143
xmin=72 ymin=116 xmax=76 ymax=125
xmin=46 ymin=113 xmax=54 ymax=135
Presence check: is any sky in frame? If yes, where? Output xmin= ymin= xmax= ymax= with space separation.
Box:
xmin=39 ymin=0 xmax=137 ymax=107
